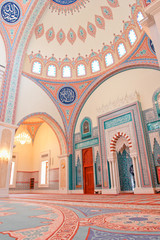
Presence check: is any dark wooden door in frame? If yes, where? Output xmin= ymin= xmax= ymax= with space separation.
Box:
xmin=82 ymin=148 xmax=94 ymax=194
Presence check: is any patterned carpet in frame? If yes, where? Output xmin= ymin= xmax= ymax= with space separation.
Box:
xmin=0 ymin=194 xmax=160 ymax=239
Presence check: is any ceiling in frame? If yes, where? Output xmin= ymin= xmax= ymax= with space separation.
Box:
xmin=23 ymin=0 xmax=144 ymax=80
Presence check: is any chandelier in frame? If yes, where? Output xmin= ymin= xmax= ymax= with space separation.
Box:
xmin=14 ymin=132 xmax=32 ymax=145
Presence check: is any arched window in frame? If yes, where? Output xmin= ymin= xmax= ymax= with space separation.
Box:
xmin=63 ymin=65 xmax=71 ymax=78
xmin=81 ymin=118 xmax=92 ymax=139
xmin=91 ymin=60 xmax=100 ymax=73
xmin=47 ymin=65 xmax=56 ymax=77
xmin=32 ymin=61 xmax=42 ymax=74
xmin=117 ymin=43 xmax=126 ymax=58
xmin=105 ymin=53 xmax=114 ymax=67
xmin=128 ymin=29 xmax=137 ymax=45
xmin=77 ymin=64 xmax=86 ymax=76
xmin=83 ymin=120 xmax=90 ymax=134
xmin=137 ymin=11 xmax=144 ymax=29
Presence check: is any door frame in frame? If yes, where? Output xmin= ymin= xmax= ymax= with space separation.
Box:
xmin=82 ymin=147 xmax=94 ymax=194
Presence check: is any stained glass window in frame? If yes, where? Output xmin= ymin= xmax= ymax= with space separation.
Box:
xmin=48 ymin=65 xmax=56 ymax=77
xmin=105 ymin=53 xmax=114 ymax=67
xmin=117 ymin=43 xmax=126 ymax=58
xmin=77 ymin=64 xmax=86 ymax=76
xmin=32 ymin=61 xmax=42 ymax=74
xmin=137 ymin=11 xmax=144 ymax=29
xmin=91 ymin=60 xmax=100 ymax=73
xmin=128 ymin=29 xmax=137 ymax=45
xmin=63 ymin=65 xmax=71 ymax=78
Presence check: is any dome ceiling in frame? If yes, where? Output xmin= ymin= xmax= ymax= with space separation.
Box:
xmin=24 ymin=0 xmax=145 ymax=80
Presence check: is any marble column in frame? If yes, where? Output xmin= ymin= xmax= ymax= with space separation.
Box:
xmin=58 ymin=154 xmax=69 ymax=193
xmin=0 ymin=121 xmax=17 ymax=197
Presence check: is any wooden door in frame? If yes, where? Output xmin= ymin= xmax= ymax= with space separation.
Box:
xmin=82 ymin=147 xmax=94 ymax=194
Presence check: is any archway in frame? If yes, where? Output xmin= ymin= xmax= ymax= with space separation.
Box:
xmin=9 ymin=113 xmax=67 ymax=192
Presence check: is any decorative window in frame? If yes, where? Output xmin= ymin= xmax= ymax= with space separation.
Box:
xmin=91 ymin=60 xmax=100 ymax=73
xmin=41 ymin=160 xmax=49 ymax=185
xmin=10 ymin=161 xmax=15 ymax=185
xmin=77 ymin=64 xmax=86 ymax=76
xmin=9 ymin=154 xmax=17 ymax=188
xmin=81 ymin=118 xmax=92 ymax=139
xmin=32 ymin=61 xmax=42 ymax=74
xmin=39 ymin=151 xmax=50 ymax=187
xmin=117 ymin=43 xmax=126 ymax=58
xmin=47 ymin=65 xmax=56 ymax=77
xmin=105 ymin=53 xmax=114 ymax=67
xmin=154 ymin=92 xmax=160 ymax=117
xmin=63 ymin=65 xmax=71 ymax=78
xmin=137 ymin=11 xmax=144 ymax=29
xmin=128 ymin=29 xmax=137 ymax=45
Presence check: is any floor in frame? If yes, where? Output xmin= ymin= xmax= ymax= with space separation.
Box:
xmin=0 ymin=193 xmax=160 ymax=239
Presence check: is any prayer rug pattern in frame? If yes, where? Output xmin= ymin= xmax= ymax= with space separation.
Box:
xmin=0 ymin=194 xmax=160 ymax=240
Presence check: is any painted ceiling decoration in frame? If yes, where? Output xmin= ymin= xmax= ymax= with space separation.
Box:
xmin=1 ymin=2 xmax=21 ymax=23
xmin=26 ymin=1 xmax=147 ymax=81
xmin=49 ymin=0 xmax=89 ymax=15
xmin=23 ymin=34 xmax=159 ymax=132
xmin=58 ymin=86 xmax=77 ymax=105
xmin=35 ymin=4 xmax=116 ymax=43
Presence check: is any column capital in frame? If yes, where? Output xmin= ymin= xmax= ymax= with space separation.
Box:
xmin=108 ymin=157 xmax=114 ymax=162
xmin=0 ymin=121 xmax=17 ymax=130
xmin=58 ymin=154 xmax=69 ymax=159
xmin=145 ymin=0 xmax=160 ymax=16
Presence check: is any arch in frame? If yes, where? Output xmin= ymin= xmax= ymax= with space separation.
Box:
xmin=0 ymin=1 xmax=49 ymax=123
xmin=18 ymin=112 xmax=67 ymax=155
xmin=70 ymin=64 xmax=160 ymax=154
xmin=110 ymin=132 xmax=132 ymax=152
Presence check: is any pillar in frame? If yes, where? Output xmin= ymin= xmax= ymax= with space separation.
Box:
xmin=102 ymin=154 xmax=120 ymax=194
xmin=0 ymin=121 xmax=17 ymax=197
xmin=58 ymin=154 xmax=69 ymax=193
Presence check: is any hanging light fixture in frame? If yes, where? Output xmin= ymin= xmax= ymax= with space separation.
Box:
xmin=14 ymin=125 xmax=32 ymax=145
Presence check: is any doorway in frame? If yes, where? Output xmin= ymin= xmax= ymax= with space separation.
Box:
xmin=82 ymin=147 xmax=94 ymax=194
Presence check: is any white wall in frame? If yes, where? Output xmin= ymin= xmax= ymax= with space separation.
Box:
xmin=75 ymin=68 xmax=160 ymax=132
xmin=15 ymin=75 xmax=64 ymax=131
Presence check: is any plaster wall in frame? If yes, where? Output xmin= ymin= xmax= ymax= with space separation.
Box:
xmin=15 ymin=75 xmax=64 ymax=131
xmin=75 ymin=68 xmax=160 ymax=133
xmin=13 ymin=127 xmax=33 ymax=172
xmin=32 ymin=122 xmax=60 ymax=171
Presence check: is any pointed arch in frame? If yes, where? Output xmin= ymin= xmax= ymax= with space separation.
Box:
xmin=110 ymin=132 xmax=132 ymax=152
xmin=18 ymin=112 xmax=67 ymax=155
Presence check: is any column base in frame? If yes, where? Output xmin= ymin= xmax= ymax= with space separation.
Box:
xmin=102 ymin=188 xmax=119 ymax=195
xmin=134 ymin=187 xmax=155 ymax=194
